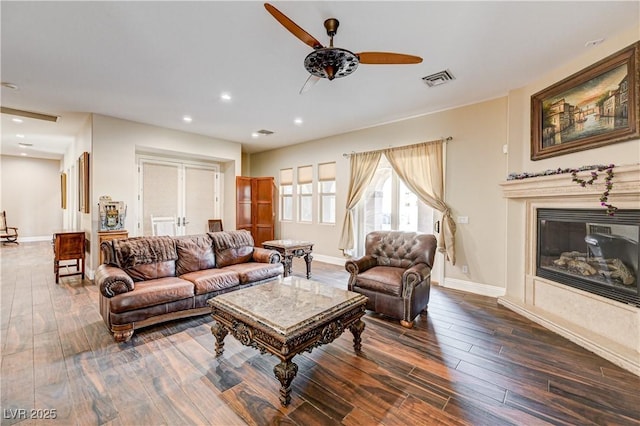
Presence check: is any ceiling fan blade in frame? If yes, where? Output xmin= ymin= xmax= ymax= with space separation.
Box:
xmin=264 ymin=3 xmax=324 ymax=49
xmin=299 ymin=74 xmax=321 ymax=94
xmin=357 ymin=52 xmax=423 ymax=65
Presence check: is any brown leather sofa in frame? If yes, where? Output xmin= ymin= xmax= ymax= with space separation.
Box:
xmin=95 ymin=230 xmax=283 ymax=342
xmin=345 ymin=231 xmax=437 ymax=328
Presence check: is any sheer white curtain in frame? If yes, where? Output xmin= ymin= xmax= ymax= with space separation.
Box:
xmin=338 ymin=151 xmax=382 ymax=253
xmin=384 ymin=140 xmax=456 ymax=264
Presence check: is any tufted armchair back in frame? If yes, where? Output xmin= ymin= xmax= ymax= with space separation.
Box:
xmin=365 ymin=231 xmax=436 ymax=270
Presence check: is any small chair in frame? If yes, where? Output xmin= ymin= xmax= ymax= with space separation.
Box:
xmin=0 ymin=211 xmax=18 ymax=244
xmin=53 ymin=232 xmax=85 ymax=284
xmin=151 ymin=216 xmax=177 ymax=236
xmin=345 ymin=230 xmax=437 ymax=328
xmin=208 ymin=219 xmax=223 ymax=232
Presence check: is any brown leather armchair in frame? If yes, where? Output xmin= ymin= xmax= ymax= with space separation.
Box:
xmin=345 ymin=231 xmax=437 ymax=328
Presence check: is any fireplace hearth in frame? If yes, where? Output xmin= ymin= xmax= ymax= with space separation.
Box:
xmin=537 ymin=208 xmax=639 ymax=307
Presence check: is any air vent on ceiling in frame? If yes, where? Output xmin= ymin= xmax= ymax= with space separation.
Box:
xmin=422 ymin=69 xmax=455 ymax=87
xmin=256 ymin=129 xmax=274 ymax=135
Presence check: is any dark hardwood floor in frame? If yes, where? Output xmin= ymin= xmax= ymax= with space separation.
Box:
xmin=1 ymin=241 xmax=639 ymax=425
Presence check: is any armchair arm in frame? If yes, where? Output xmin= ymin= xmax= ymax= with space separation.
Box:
xmin=252 ymin=247 xmax=282 ymax=264
xmin=345 ymin=255 xmax=377 ymax=276
xmin=95 ymin=264 xmax=134 ymax=298
xmin=402 ymin=263 xmax=432 ymax=297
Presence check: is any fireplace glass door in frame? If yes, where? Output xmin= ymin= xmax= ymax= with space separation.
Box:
xmin=537 ymin=209 xmax=639 ymax=307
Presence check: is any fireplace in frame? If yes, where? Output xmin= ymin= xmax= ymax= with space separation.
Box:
xmin=500 ymin=164 xmax=640 ymax=375
xmin=537 ymin=208 xmax=639 ymax=307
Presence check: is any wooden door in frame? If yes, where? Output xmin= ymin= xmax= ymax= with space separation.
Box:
xmin=253 ymin=177 xmax=275 ymax=246
xmin=236 ymin=176 xmax=253 ymax=235
xmin=236 ymin=176 xmax=275 ymax=246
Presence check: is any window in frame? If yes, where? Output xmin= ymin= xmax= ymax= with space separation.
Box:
xmin=318 ymin=162 xmax=336 ymax=224
xmin=297 ymin=165 xmax=313 ymax=222
xmin=357 ymin=156 xmax=434 ymax=254
xmin=279 ymin=168 xmax=293 ymax=221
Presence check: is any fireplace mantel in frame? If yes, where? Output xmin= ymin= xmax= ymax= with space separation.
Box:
xmin=500 ymin=163 xmax=640 ymax=200
xmin=499 ymin=163 xmax=639 ymax=376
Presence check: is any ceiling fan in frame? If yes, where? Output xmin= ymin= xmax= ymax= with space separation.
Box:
xmin=264 ymin=3 xmax=423 ymax=93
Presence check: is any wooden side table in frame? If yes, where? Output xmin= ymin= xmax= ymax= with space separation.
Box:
xmin=53 ymin=230 xmax=86 ymax=284
xmin=97 ymin=230 xmax=128 ymax=264
xmin=262 ymin=239 xmax=314 ymax=278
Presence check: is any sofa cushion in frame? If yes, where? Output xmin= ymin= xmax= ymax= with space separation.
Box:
xmin=180 ymin=268 xmax=240 ymax=294
xmin=209 ymin=230 xmax=255 ymax=268
xmin=175 ymin=234 xmax=216 ymax=276
xmin=113 ymin=236 xmax=178 ymax=281
xmin=224 ymin=262 xmax=284 ymax=284
xmin=355 ymin=266 xmax=404 ymax=297
xmin=109 ymin=277 xmax=194 ymax=313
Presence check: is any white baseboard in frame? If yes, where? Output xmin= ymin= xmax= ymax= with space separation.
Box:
xmin=309 ymin=254 xmax=346 ymax=266
xmin=441 ymin=277 xmax=506 ymax=298
xmin=17 ymin=236 xmax=52 ymax=243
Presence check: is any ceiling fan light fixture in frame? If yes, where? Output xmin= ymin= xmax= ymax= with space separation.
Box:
xmin=304 ymin=48 xmax=359 ymax=80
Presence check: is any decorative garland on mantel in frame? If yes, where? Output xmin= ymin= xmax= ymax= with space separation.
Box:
xmin=507 ymin=164 xmax=617 ymax=215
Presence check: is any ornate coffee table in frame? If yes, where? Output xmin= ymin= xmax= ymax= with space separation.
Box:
xmin=208 ymin=276 xmax=367 ymax=406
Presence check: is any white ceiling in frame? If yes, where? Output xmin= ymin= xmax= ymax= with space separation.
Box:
xmin=1 ymin=1 xmax=638 ymax=159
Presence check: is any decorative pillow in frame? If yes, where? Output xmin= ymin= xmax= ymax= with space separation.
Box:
xmin=209 ymin=230 xmax=255 ymax=268
xmin=175 ymin=234 xmax=216 ymax=276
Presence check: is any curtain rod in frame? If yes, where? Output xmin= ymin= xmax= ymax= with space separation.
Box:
xmin=342 ymin=136 xmax=452 ymax=158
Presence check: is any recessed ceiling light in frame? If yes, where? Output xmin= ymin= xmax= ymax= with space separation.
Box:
xmin=294 ymin=118 xmax=303 ymax=125
xmin=16 ymin=134 xmax=25 ymax=138
xmin=220 ymin=93 xmax=232 ymax=101
xmin=11 ymin=118 xmax=23 ymax=123
xmin=20 ymin=152 xmax=27 ymax=156
xmin=251 ymin=132 xmax=259 ymax=138
xmin=18 ymin=142 xmax=33 ymax=148
xmin=183 ymin=115 xmax=192 ymax=123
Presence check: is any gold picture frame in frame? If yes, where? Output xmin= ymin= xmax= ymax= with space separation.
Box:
xmin=78 ymin=152 xmax=90 ymax=213
xmin=531 ymin=42 xmax=639 ymax=160
xmin=60 ymin=172 xmax=67 ymax=209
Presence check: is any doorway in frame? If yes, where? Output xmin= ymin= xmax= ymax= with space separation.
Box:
xmin=138 ymin=157 xmax=220 ymax=236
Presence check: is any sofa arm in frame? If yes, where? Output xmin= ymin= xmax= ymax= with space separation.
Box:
xmin=345 ymin=255 xmax=377 ymax=276
xmin=402 ymin=263 xmax=431 ymax=295
xmin=252 ymin=247 xmax=281 ymax=264
xmin=95 ymin=264 xmax=134 ymax=298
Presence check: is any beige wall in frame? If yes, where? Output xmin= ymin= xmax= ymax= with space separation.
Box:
xmin=90 ymin=114 xmax=243 ymax=270
xmin=0 ymin=155 xmax=63 ymax=239
xmin=249 ymin=97 xmax=509 ymax=291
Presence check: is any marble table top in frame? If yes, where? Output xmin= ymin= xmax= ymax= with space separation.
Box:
xmin=208 ymin=276 xmax=366 ymax=336
xmin=262 ymin=239 xmax=313 ymax=248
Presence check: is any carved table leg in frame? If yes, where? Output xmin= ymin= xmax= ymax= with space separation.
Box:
xmin=304 ymin=253 xmax=313 ymax=278
xmin=282 ymin=255 xmax=293 ymax=277
xmin=349 ymin=319 xmax=365 ymax=352
xmin=211 ymin=322 xmax=228 ymax=357
xmin=273 ymin=360 xmax=298 ymax=407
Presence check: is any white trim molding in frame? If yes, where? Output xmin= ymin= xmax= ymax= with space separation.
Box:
xmin=441 ymin=277 xmax=506 ymax=298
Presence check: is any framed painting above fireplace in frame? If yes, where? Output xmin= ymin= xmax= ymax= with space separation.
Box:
xmin=531 ymin=42 xmax=639 ymax=160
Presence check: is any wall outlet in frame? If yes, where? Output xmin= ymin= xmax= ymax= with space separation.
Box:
xmin=462 ymin=265 xmax=469 ymax=274
xmin=457 ymin=216 xmax=469 ymax=224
